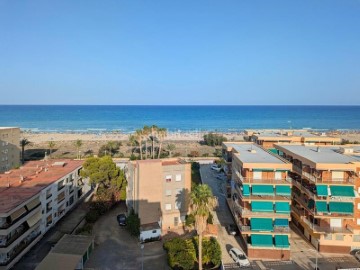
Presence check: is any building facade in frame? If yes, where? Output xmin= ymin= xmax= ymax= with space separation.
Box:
xmin=126 ymin=159 xmax=191 ymax=232
xmin=276 ymin=145 xmax=360 ymax=253
xmin=0 ymin=128 xmax=20 ymax=173
xmin=228 ymin=143 xmax=293 ymax=260
xmin=0 ymin=159 xmax=90 ymax=270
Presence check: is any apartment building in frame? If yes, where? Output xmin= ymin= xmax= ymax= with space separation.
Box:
xmin=245 ymin=129 xmax=341 ymax=150
xmin=276 ymin=144 xmax=360 ymax=253
xmin=126 ymin=159 xmax=191 ymax=232
xmin=0 ymin=159 xmax=90 ymax=270
xmin=228 ymin=143 xmax=293 ymax=260
xmin=0 ymin=128 xmax=20 ymax=173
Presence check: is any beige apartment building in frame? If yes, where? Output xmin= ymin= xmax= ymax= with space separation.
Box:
xmin=245 ymin=129 xmax=341 ymax=150
xmin=0 ymin=128 xmax=20 ymax=173
xmin=0 ymin=159 xmax=90 ymax=270
xmin=276 ymin=144 xmax=360 ymax=253
xmin=227 ymin=142 xmax=293 ymax=260
xmin=126 ymin=159 xmax=191 ymax=233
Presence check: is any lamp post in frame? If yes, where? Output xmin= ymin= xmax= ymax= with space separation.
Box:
xmin=141 ymin=244 xmax=144 ymax=270
xmin=308 ymin=248 xmax=318 ymax=270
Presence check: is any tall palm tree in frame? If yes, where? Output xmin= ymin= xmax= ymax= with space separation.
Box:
xmin=166 ymin=144 xmax=176 ymax=158
xmin=20 ymin=138 xmax=31 ymax=164
xmin=142 ymin=125 xmax=150 ymax=159
xmin=135 ymin=129 xmax=144 ymax=160
xmin=189 ymin=184 xmax=217 ymax=270
xmin=48 ymin=141 xmax=56 ymax=159
xmin=150 ymin=125 xmax=158 ymax=159
xmin=157 ymin=128 xmax=167 ymax=158
xmin=75 ymin=139 xmax=83 ymax=159
xmin=128 ymin=134 xmax=138 ymax=155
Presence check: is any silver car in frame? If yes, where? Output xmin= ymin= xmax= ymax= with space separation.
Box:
xmin=229 ymin=247 xmax=250 ymax=267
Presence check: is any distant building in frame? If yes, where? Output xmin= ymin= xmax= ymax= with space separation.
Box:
xmin=0 ymin=128 xmax=20 ymax=173
xmin=126 ymin=158 xmax=191 ymax=234
xmin=245 ymin=129 xmax=341 ymax=149
xmin=227 ymin=142 xmax=292 ymax=260
xmin=0 ymin=159 xmax=90 ymax=270
xmin=35 ymin=234 xmax=94 ymax=270
xmin=276 ymin=144 xmax=360 ymax=253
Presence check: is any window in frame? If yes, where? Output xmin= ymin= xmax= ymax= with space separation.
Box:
xmin=165 ymin=190 xmax=172 ymax=196
xmin=354 ymin=235 xmax=360 ymax=242
xmin=335 ymin=235 xmax=344 ymax=241
xmin=176 ymin=174 xmax=181 ymax=181
xmin=165 ymin=204 xmax=172 ymax=210
xmin=357 ymin=219 xmax=360 ymax=226
xmin=166 ymin=175 xmax=172 ymax=183
xmin=324 ymin=234 xmax=332 ymax=240
xmin=175 ymin=202 xmax=181 ymax=210
xmin=253 ymin=171 xmax=262 ymax=180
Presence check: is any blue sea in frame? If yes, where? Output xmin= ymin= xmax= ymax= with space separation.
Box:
xmin=0 ymin=105 xmax=359 ymax=133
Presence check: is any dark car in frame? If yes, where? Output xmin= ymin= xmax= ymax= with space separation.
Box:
xmin=226 ymin=224 xmax=239 ymax=236
xmin=117 ymin=214 xmax=126 ymax=226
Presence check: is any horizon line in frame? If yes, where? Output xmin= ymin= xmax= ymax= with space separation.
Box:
xmin=1 ymin=104 xmax=360 ymax=106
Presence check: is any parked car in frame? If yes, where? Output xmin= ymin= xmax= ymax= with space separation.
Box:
xmin=355 ymin=250 xmax=360 ymax=261
xmin=229 ymin=248 xmax=250 ymax=267
xmin=117 ymin=213 xmax=126 ymax=226
xmin=226 ymin=224 xmax=239 ymax=236
xmin=211 ymin=165 xmax=221 ymax=172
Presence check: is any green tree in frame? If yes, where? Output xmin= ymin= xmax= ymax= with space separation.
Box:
xmin=157 ymin=127 xmax=167 ymax=158
xmin=126 ymin=208 xmax=140 ymax=237
xmin=203 ymin=133 xmax=227 ymax=146
xmin=135 ymin=129 xmax=144 ymax=159
xmin=48 ymin=141 xmax=56 ymax=158
xmin=75 ymin=139 xmax=83 ymax=159
xmin=98 ymin=141 xmax=121 ymax=157
xmin=20 ymin=138 xmax=31 ymax=164
xmin=150 ymin=125 xmax=158 ymax=159
xmin=166 ymin=144 xmax=176 ymax=158
xmin=164 ymin=238 xmax=196 ymax=270
xmin=189 ymin=184 xmax=217 ymax=270
xmin=201 ymin=237 xmax=222 ymax=267
xmin=80 ymin=156 xmax=127 ymax=195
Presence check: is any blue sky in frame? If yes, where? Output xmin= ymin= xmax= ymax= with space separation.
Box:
xmin=0 ymin=0 xmax=359 ymax=105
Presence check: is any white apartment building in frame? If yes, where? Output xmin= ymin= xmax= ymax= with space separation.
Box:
xmin=0 ymin=159 xmax=90 ymax=270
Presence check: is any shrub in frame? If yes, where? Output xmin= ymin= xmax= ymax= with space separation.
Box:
xmin=164 ymin=238 xmax=196 ymax=270
xmin=202 ymin=153 xmax=209 ymax=157
xmin=76 ymin=223 xmax=93 ymax=235
xmin=85 ymin=209 xmax=100 ymax=223
xmin=188 ymin=151 xmax=199 ymax=157
xmin=202 ymin=237 xmax=222 ymax=267
xmin=173 ymin=152 xmax=181 ymax=157
xmin=126 ymin=208 xmax=140 ymax=237
xmin=203 ymin=133 xmax=227 ymax=146
xmin=129 ymin=154 xmax=138 ymax=160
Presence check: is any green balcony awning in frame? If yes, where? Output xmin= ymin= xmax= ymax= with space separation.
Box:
xmin=308 ymin=199 xmax=315 ymax=209
xmin=251 ymin=218 xmax=273 ymax=232
xmin=274 ymin=235 xmax=289 ymax=248
xmin=330 ymin=186 xmax=355 ymax=197
xmin=253 ymin=168 xmax=275 ymax=172
xmin=275 ymin=202 xmax=290 ymax=213
xmin=252 ymin=185 xmax=274 ymax=196
xmin=251 ymin=234 xmax=273 ymax=247
xmin=242 ymin=184 xmax=250 ymax=196
xmin=269 ymin=148 xmax=278 ymax=155
xmin=275 ymin=186 xmax=291 ymax=196
xmin=315 ymin=201 xmax=328 ymax=213
xmin=316 ymin=185 xmax=328 ymax=196
xmin=274 ymin=219 xmax=289 ymax=227
xmin=251 ymin=201 xmax=274 ymax=212
xmin=329 ymin=202 xmax=354 ymax=214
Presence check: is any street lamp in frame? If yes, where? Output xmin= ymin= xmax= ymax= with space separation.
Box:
xmin=141 ymin=244 xmax=144 ymax=270
xmin=308 ymin=248 xmax=318 ymax=270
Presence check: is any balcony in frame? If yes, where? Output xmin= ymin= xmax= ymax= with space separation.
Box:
xmin=233 ymin=203 xmax=289 ymax=218
xmin=233 ymin=170 xmax=293 ymax=184
xmin=0 ymin=224 xmax=28 ymax=248
xmin=239 ymin=225 xmax=290 ymax=234
xmin=300 ymin=215 xmax=353 ymax=234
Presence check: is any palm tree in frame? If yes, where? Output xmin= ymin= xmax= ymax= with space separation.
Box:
xmin=150 ymin=125 xmax=158 ymax=159
xmin=157 ymin=128 xmax=167 ymax=158
xmin=48 ymin=141 xmax=56 ymax=158
xmin=135 ymin=129 xmax=144 ymax=160
xmin=189 ymin=184 xmax=217 ymax=270
xmin=166 ymin=144 xmax=176 ymax=158
xmin=128 ymin=134 xmax=138 ymax=155
xmin=20 ymin=138 xmax=31 ymax=164
xmin=142 ymin=125 xmax=150 ymax=159
xmin=75 ymin=139 xmax=83 ymax=159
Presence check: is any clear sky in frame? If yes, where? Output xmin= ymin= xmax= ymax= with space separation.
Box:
xmin=0 ymin=0 xmax=359 ymax=105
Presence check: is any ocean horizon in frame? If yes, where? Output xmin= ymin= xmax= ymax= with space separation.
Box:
xmin=1 ymin=105 xmax=360 ymax=133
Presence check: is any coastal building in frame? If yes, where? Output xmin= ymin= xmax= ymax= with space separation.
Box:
xmin=0 ymin=128 xmax=20 ymax=173
xmin=0 ymin=159 xmax=90 ymax=270
xmin=245 ymin=129 xmax=341 ymax=150
xmin=126 ymin=158 xmax=191 ymax=236
xmin=275 ymin=144 xmax=360 ymax=253
xmin=228 ymin=143 xmax=293 ymax=260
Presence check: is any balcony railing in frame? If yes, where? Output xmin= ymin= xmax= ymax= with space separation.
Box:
xmin=239 ymin=225 xmax=290 ymax=233
xmin=234 ymin=170 xmax=293 ymax=184
xmin=301 ymin=215 xmax=353 ymax=234
xmin=233 ymin=203 xmax=289 ymax=218
xmin=0 ymin=224 xmax=28 ymax=248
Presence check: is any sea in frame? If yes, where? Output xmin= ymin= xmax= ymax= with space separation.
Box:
xmin=0 ymin=105 xmax=359 ymax=133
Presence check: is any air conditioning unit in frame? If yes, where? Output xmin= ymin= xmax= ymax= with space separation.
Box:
xmin=339 ymin=147 xmax=354 ymax=154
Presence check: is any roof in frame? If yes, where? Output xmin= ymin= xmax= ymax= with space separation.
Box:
xmin=140 ymin=222 xmax=161 ymax=231
xmin=35 ymin=253 xmax=82 ymax=270
xmin=228 ymin=143 xmax=289 ymax=165
xmin=276 ymin=145 xmax=360 ymax=164
xmin=0 ymin=159 xmax=83 ymax=213
xmin=132 ymin=158 xmax=187 ymax=167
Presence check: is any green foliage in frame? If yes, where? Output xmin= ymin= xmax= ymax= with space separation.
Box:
xmin=98 ymin=141 xmax=122 ymax=157
xmin=173 ymin=152 xmax=181 ymax=157
xmin=206 ymin=212 xmax=213 ymax=224
xmin=191 ymin=162 xmax=201 ymax=188
xmin=213 ymin=148 xmax=222 ymax=158
xmin=202 ymin=153 xmax=209 ymax=157
xmin=196 ymin=237 xmax=222 ymax=267
xmin=126 ymin=209 xmax=140 ymax=237
xmin=85 ymin=209 xmax=100 ymax=223
xmin=203 ymin=132 xmax=227 ymax=146
xmin=185 ymin=214 xmax=195 ymax=228
xmin=75 ymin=223 xmax=93 ymax=235
xmin=164 ymin=238 xmax=196 ymax=270
xmin=129 ymin=154 xmax=139 ymax=160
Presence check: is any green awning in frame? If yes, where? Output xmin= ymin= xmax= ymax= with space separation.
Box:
xmin=308 ymin=199 xmax=315 ymax=209
xmin=274 ymin=219 xmax=289 ymax=227
xmin=252 ymin=185 xmax=274 ymax=196
xmin=315 ymin=201 xmax=328 ymax=213
xmin=275 ymin=202 xmax=290 ymax=213
xmin=330 ymin=186 xmax=355 ymax=197
xmin=275 ymin=186 xmax=291 ymax=196
xmin=253 ymin=168 xmax=275 ymax=172
xmin=251 ymin=218 xmax=273 ymax=232
xmin=269 ymin=148 xmax=278 ymax=154
xmin=274 ymin=235 xmax=289 ymax=248
xmin=251 ymin=201 xmax=274 ymax=212
xmin=316 ymin=185 xmax=328 ymax=196
xmin=329 ymin=202 xmax=354 ymax=214
xmin=242 ymin=184 xmax=250 ymax=196
xmin=251 ymin=234 xmax=273 ymax=247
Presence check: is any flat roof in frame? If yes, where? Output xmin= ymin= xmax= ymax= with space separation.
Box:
xmin=132 ymin=158 xmax=187 ymax=167
xmin=276 ymin=145 xmax=360 ymax=164
xmin=229 ymin=143 xmax=289 ymax=164
xmin=0 ymin=159 xmax=83 ymax=213
xmin=250 ymin=129 xmax=340 ymax=141
xmin=35 ymin=253 xmax=81 ymax=270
